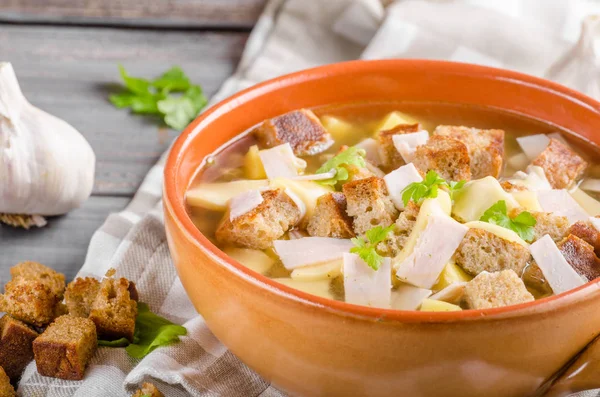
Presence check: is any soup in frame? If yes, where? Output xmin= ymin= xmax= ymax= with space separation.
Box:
xmin=186 ymin=101 xmax=600 ymax=311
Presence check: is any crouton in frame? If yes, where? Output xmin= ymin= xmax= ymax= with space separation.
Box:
xmin=0 ymin=367 xmax=15 ymax=397
xmin=89 ymin=277 xmax=138 ymax=342
xmin=33 ymin=315 xmax=97 ymax=380
xmin=455 ymin=228 xmax=531 ymax=276
xmin=254 ymin=109 xmax=334 ymax=156
xmin=412 ymin=135 xmax=471 ymax=181
xmin=557 ymin=234 xmax=600 ymax=281
xmin=10 ymin=261 xmax=65 ymax=300
xmin=0 ymin=315 xmax=38 ymax=380
xmin=434 ymin=125 xmax=504 ymax=179
xmin=377 ymin=201 xmax=420 ymax=256
xmin=464 ymin=270 xmax=535 ymax=309
xmin=216 ymin=188 xmax=301 ymax=250
xmin=64 ymin=277 xmax=101 ymax=318
xmin=510 ymin=210 xmax=569 ymax=242
xmin=132 ymin=382 xmax=164 ymax=397
xmin=377 ymin=123 xmax=420 ymax=170
xmin=342 ymin=177 xmax=399 ymax=235
xmin=0 ymin=278 xmax=59 ymax=327
xmin=532 ymin=138 xmax=587 ymax=189
xmin=307 ymin=193 xmax=355 ymax=238
xmin=569 ymin=218 xmax=600 ymax=256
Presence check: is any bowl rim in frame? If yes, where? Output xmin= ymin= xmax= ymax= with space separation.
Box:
xmin=164 ymin=59 xmax=600 ymax=322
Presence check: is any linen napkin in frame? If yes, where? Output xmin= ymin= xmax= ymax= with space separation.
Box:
xmin=17 ymin=0 xmax=600 ymax=396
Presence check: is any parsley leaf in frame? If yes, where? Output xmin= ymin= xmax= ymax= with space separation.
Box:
xmin=479 ymin=200 xmax=537 ymax=242
xmin=401 ymin=170 xmax=466 ymax=206
xmin=109 ymin=65 xmax=206 ymax=130
xmin=316 ymin=147 xmax=366 ymax=186
xmin=350 ymin=225 xmax=395 ymax=270
xmin=97 ymin=302 xmax=187 ymax=359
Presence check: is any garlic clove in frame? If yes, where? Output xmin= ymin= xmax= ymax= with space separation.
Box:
xmin=0 ymin=62 xmax=96 ymax=218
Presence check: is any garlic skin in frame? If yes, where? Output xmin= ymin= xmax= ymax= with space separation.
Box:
xmin=0 ymin=62 xmax=95 ymax=216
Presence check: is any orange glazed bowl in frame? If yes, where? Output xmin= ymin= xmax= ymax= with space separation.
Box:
xmin=164 ymin=60 xmax=600 ymax=397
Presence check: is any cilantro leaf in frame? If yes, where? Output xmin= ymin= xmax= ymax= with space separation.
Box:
xmin=151 ymin=66 xmax=190 ymax=91
xmin=97 ymin=302 xmax=187 ymax=359
xmin=118 ymin=65 xmax=151 ymax=95
xmin=479 ymin=200 xmax=537 ymax=241
xmin=401 ymin=170 xmax=466 ymax=206
xmin=316 ymin=147 xmax=366 ymax=186
xmin=350 ymin=225 xmax=394 ymax=270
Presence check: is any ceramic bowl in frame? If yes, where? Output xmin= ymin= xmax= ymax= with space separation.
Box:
xmin=163 ymin=60 xmax=600 ymax=397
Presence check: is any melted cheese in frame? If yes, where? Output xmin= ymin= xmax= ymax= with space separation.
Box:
xmin=291 ymin=260 xmax=343 ymax=281
xmin=510 ymin=190 xmax=542 ymax=211
xmin=273 ymin=237 xmax=353 ymax=270
xmin=383 ymin=163 xmax=423 ymax=211
xmin=452 ymin=177 xmax=519 ymax=222
xmin=464 ymin=221 xmax=529 ymax=247
xmin=344 ymin=254 xmax=391 ymax=308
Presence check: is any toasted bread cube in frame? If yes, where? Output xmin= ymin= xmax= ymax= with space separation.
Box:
xmin=377 ymin=123 xmax=420 ymax=170
xmin=0 ymin=279 xmax=58 ymax=327
xmin=10 ymin=261 xmax=65 ymax=300
xmin=342 ymin=177 xmax=399 ymax=235
xmin=569 ymin=218 xmax=600 ymax=256
xmin=464 ymin=270 xmax=534 ymax=309
xmin=532 ymin=138 xmax=587 ymax=189
xmin=412 ymin=136 xmax=471 ymax=181
xmin=33 ymin=315 xmax=96 ymax=380
xmin=89 ymin=278 xmax=137 ymax=342
xmin=0 ymin=315 xmax=38 ymax=380
xmin=557 ymin=234 xmax=600 ymax=281
xmin=64 ymin=277 xmax=101 ymax=318
xmin=216 ymin=188 xmax=301 ymax=250
xmin=307 ymin=193 xmax=355 ymax=238
xmin=455 ymin=229 xmax=531 ymax=276
xmin=132 ymin=382 xmax=165 ymax=397
xmin=254 ymin=109 xmax=333 ymax=156
xmin=0 ymin=367 xmax=15 ymax=397
xmin=377 ymin=201 xmax=420 ymax=256
xmin=434 ymin=125 xmax=504 ymax=179
xmin=509 ymin=210 xmax=569 ymax=242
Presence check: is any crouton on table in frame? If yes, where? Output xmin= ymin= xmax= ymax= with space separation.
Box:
xmin=557 ymin=234 xmax=600 ymax=281
xmin=0 ymin=366 xmax=15 ymax=397
xmin=10 ymin=261 xmax=65 ymax=300
xmin=33 ymin=315 xmax=97 ymax=380
xmin=342 ymin=177 xmax=398 ymax=235
xmin=216 ymin=188 xmax=301 ymax=250
xmin=132 ymin=382 xmax=165 ymax=397
xmin=64 ymin=277 xmax=101 ymax=318
xmin=464 ymin=270 xmax=535 ymax=309
xmin=0 ymin=278 xmax=59 ymax=327
xmin=569 ymin=217 xmax=600 ymax=256
xmin=377 ymin=201 xmax=420 ymax=256
xmin=0 ymin=315 xmax=38 ymax=380
xmin=532 ymin=138 xmax=587 ymax=189
xmin=89 ymin=277 xmax=138 ymax=342
xmin=455 ymin=228 xmax=531 ymax=276
xmin=412 ymin=135 xmax=472 ymax=181
xmin=254 ymin=109 xmax=333 ymax=156
xmin=307 ymin=192 xmax=355 ymax=238
xmin=434 ymin=125 xmax=504 ymax=179
xmin=377 ymin=123 xmax=420 ymax=170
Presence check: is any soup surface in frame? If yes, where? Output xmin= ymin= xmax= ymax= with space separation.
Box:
xmin=186 ymin=101 xmax=600 ymax=311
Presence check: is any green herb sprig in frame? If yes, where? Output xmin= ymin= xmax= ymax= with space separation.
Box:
xmin=110 ymin=65 xmax=207 ymax=130
xmin=479 ymin=200 xmax=537 ymax=242
xmin=350 ymin=225 xmax=395 ymax=270
xmin=401 ymin=170 xmax=466 ymax=206
xmin=98 ymin=302 xmax=187 ymax=359
xmin=316 ymin=147 xmax=366 ymax=186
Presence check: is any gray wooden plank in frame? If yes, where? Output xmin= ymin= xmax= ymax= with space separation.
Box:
xmin=0 ymin=24 xmax=248 ymax=195
xmin=0 ymin=196 xmax=130 ymax=282
xmin=0 ymin=0 xmax=266 ymax=29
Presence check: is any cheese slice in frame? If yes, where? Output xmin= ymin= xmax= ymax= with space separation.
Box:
xmin=344 ymin=254 xmax=391 ymax=308
xmin=396 ymin=214 xmax=469 ymax=289
xmin=186 ymin=179 xmax=269 ymax=211
xmin=510 ymin=190 xmax=542 ymax=212
xmin=590 ymin=217 xmax=600 ymax=232
xmin=383 ymin=163 xmax=423 ymax=211
xmin=273 ymin=237 xmax=353 ymax=270
xmin=580 ymin=179 xmax=600 ymax=193
xmin=571 ymin=187 xmax=600 ymax=216
xmin=392 ymin=131 xmax=429 ymax=164
xmin=420 ymin=299 xmax=462 ymax=312
xmin=516 ymin=134 xmax=550 ymax=160
xmin=538 ymin=189 xmax=589 ymax=224
xmin=320 ymin=115 xmax=354 ymax=140
xmin=390 ymin=284 xmax=432 ymax=310
xmin=507 ymin=165 xmax=552 ymax=191
xmin=464 ymin=221 xmax=528 ymax=247
xmin=529 ymin=235 xmax=586 ymax=294
xmin=291 ymin=260 xmax=343 ymax=281
xmin=270 ymin=178 xmax=332 ymax=220
xmin=355 ymin=138 xmax=382 ymax=165
xmin=259 ymin=143 xmax=306 ymax=179
xmin=429 ymin=282 xmax=466 ymax=304
xmin=432 ymin=261 xmax=472 ymax=291
xmin=452 ymin=176 xmax=520 ymax=222
xmin=229 ymin=189 xmax=264 ymax=221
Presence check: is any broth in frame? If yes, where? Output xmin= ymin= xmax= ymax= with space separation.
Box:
xmin=187 ymin=101 xmax=600 ymax=310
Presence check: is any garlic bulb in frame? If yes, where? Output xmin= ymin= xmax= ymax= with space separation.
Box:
xmin=0 ymin=62 xmax=95 ymax=224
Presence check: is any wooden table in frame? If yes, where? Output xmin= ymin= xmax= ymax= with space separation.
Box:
xmin=0 ymin=0 xmax=265 ymax=280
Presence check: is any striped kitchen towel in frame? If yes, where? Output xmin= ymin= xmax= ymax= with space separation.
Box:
xmin=17 ymin=0 xmax=600 ymax=395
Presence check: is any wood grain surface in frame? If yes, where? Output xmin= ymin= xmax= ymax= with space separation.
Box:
xmin=0 ymin=0 xmax=266 ymax=28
